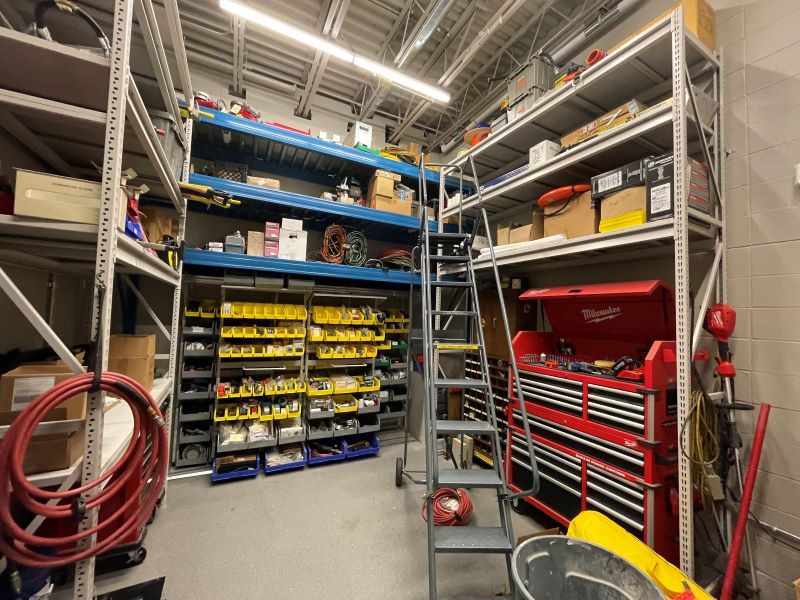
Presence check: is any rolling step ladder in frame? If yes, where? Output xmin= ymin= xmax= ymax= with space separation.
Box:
xmin=417 ymin=157 xmax=542 ymax=599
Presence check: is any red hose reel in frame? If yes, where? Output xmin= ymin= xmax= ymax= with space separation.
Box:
xmin=0 ymin=372 xmax=168 ymax=568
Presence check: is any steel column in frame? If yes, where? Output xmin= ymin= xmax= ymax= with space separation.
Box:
xmin=73 ymin=0 xmax=134 ymax=596
xmin=670 ymin=8 xmax=694 ymax=577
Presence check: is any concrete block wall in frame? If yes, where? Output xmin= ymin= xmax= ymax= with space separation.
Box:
xmin=717 ymin=1 xmax=800 ymax=596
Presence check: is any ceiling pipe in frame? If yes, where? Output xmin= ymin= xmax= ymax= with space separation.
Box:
xmin=547 ymin=0 xmax=643 ymax=65
xmin=435 ymin=0 xmax=642 ymax=151
xmin=394 ymin=0 xmax=457 ymax=68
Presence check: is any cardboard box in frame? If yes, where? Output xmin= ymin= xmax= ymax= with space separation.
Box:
xmin=246 ymin=176 xmax=280 ymax=190
xmin=0 ymin=365 xmax=87 ymax=417
xmin=370 ymin=195 xmax=412 ymax=216
xmin=108 ymin=334 xmax=155 ymax=391
xmin=0 ymin=410 xmax=84 ymax=474
xmin=344 ymin=121 xmax=373 ymax=148
xmin=367 ymin=170 xmax=401 ymax=203
xmin=560 ymin=100 xmax=645 ymax=149
xmin=278 ymin=229 xmax=308 ymax=261
xmin=265 ymin=221 xmax=280 ymax=241
xmin=611 ymin=0 xmax=715 ymax=53
xmin=141 ymin=207 xmax=178 ymax=244
xmin=599 ymin=186 xmax=647 ymax=221
xmin=496 ymin=225 xmax=511 ymax=246
xmin=529 ymin=140 xmax=561 ymax=169
xmin=281 ymin=218 xmax=304 ymax=232
xmin=13 ymin=169 xmax=127 ymax=226
xmin=247 ymin=231 xmax=265 ymax=256
xmin=543 ymin=191 xmax=599 ymax=239
xmin=591 ymin=158 xmax=651 ymax=201
xmin=645 ymin=153 xmax=712 ymax=221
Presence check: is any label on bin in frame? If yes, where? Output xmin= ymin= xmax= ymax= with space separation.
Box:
xmin=12 ymin=377 xmax=56 ymax=411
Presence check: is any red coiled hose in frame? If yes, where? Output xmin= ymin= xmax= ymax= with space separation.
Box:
xmin=421 ymin=488 xmax=474 ymax=526
xmin=0 ymin=372 xmax=168 ymax=568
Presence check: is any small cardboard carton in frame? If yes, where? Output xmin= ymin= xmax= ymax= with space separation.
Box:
xmin=543 ymin=191 xmax=599 ymax=240
xmin=108 ymin=334 xmax=155 ymax=391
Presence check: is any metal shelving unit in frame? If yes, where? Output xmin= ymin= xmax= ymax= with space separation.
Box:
xmin=438 ymin=10 xmax=724 ymax=577
xmin=191 ymin=105 xmax=457 ymax=191
xmin=0 ymin=0 xmax=192 ymax=596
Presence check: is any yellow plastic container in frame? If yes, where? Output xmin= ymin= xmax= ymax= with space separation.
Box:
xmin=343 ymin=346 xmax=356 ymax=359
xmin=221 ymin=326 xmax=234 ymax=338
xmin=263 ymin=303 xmax=276 ymax=319
xmin=231 ymin=302 xmax=245 ymax=318
xmin=365 ymin=346 xmax=378 ymax=358
xmin=376 ymin=341 xmax=391 ymax=350
xmin=339 ymin=308 xmax=352 ymax=325
xmin=374 ymin=328 xmax=386 ymax=342
xmin=273 ymin=404 xmax=288 ymax=420
xmin=326 ymin=306 xmax=341 ymax=325
xmin=218 ymin=346 xmax=232 ymax=358
xmin=312 ymin=306 xmax=328 ymax=324
xmin=241 ymin=345 xmax=255 ymax=358
xmin=347 ymin=329 xmax=359 ymax=342
xmin=317 ymin=346 xmax=334 ymax=359
xmin=243 ymin=326 xmax=257 ymax=338
xmin=286 ymin=402 xmax=302 ymax=419
xmin=214 ymin=407 xmax=227 ymax=422
xmin=184 ymin=306 xmax=200 ymax=318
xmin=284 ymin=304 xmax=298 ymax=320
xmin=356 ymin=376 xmax=380 ymax=392
xmin=333 ymin=395 xmax=358 ymax=413
xmin=295 ymin=305 xmax=308 ymax=320
xmin=199 ymin=301 xmax=217 ymax=318
xmin=243 ymin=302 xmax=255 ymax=319
xmin=308 ymin=327 xmax=325 ymax=342
xmin=599 ymin=209 xmax=647 ymax=233
xmin=274 ymin=304 xmax=286 ymax=319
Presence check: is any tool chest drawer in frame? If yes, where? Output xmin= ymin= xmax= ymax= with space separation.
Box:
xmin=511 ymin=407 xmax=647 ymax=479
xmin=507 ymin=403 xmax=679 ymax=563
xmin=509 ymin=432 xmax=582 ymax=522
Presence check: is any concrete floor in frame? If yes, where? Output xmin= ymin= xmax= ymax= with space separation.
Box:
xmin=83 ymin=441 xmax=544 ymax=600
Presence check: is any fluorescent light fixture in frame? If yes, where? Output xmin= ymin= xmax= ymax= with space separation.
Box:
xmin=219 ymin=0 xmax=450 ymax=104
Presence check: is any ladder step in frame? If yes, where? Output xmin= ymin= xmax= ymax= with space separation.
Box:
xmin=431 ymin=280 xmax=472 ymax=288
xmin=436 ymin=420 xmax=495 ymax=434
xmin=432 ymin=310 xmax=478 ymax=317
xmin=434 ymin=526 xmax=512 ymax=554
xmin=437 ymin=468 xmax=502 ymax=489
xmin=428 ymin=232 xmax=470 ymax=241
xmin=428 ymin=254 xmax=469 ymax=263
xmin=434 ymin=379 xmax=488 ymax=389
xmin=434 ymin=342 xmax=480 ymax=351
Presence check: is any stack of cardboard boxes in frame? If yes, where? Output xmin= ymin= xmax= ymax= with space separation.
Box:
xmin=0 ymin=333 xmax=155 ymax=475
xmin=242 ymin=218 xmax=307 ymax=260
xmin=367 ymin=170 xmax=413 ymax=216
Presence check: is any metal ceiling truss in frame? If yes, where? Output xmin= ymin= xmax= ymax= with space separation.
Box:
xmin=295 ymin=0 xmax=351 ymax=118
xmin=231 ymin=16 xmax=247 ymax=96
xmin=388 ymin=0 xmax=560 ymax=143
xmin=428 ymin=0 xmax=607 ymax=148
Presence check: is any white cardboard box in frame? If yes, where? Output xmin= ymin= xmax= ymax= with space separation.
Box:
xmin=14 ymin=169 xmax=126 ymax=226
xmin=529 ymin=140 xmax=561 ymax=169
xmin=278 ymin=229 xmax=308 ymax=261
xmin=344 ymin=121 xmax=372 ymax=148
xmin=281 ymin=217 xmax=304 ymax=232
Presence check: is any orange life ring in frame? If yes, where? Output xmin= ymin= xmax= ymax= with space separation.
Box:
xmin=537 ymin=184 xmax=591 ymax=209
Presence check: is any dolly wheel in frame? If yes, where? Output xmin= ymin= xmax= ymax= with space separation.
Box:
xmin=126 ymin=547 xmax=147 ymax=567
xmin=395 ymin=457 xmax=403 ymax=487
xmin=511 ymin=498 xmax=524 ymax=515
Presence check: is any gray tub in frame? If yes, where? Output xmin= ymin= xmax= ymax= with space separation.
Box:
xmin=512 ymin=536 xmax=665 ymax=600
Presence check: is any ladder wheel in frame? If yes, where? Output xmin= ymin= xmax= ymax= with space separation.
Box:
xmin=395 ymin=457 xmax=404 ymax=487
xmin=511 ymin=498 xmax=524 ymax=515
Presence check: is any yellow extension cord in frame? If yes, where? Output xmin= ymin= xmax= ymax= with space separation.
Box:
xmin=679 ymin=389 xmax=720 ymax=508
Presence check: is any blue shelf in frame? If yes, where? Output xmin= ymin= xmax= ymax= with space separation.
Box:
xmin=189 ymin=173 xmax=435 ymax=232
xmin=192 ymin=107 xmax=455 ymax=189
xmin=184 ymin=249 xmax=420 ymax=287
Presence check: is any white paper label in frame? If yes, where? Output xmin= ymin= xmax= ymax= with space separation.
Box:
xmin=650 ymin=182 xmax=672 ymax=214
xmin=11 ymin=376 xmax=56 ymax=411
xmin=597 ymin=171 xmax=622 ymax=193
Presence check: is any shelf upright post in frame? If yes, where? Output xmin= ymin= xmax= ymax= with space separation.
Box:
xmin=670 ymin=7 xmax=694 ymax=578
xmin=72 ymin=0 xmax=135 ymax=597
xmin=164 ymin=114 xmax=193 ymax=495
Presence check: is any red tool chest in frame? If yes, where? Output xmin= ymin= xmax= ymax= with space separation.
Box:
xmin=506 ymin=280 xmax=680 ymax=562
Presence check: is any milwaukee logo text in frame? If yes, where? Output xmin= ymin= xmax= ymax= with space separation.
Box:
xmin=581 ymin=306 xmax=622 ymax=324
